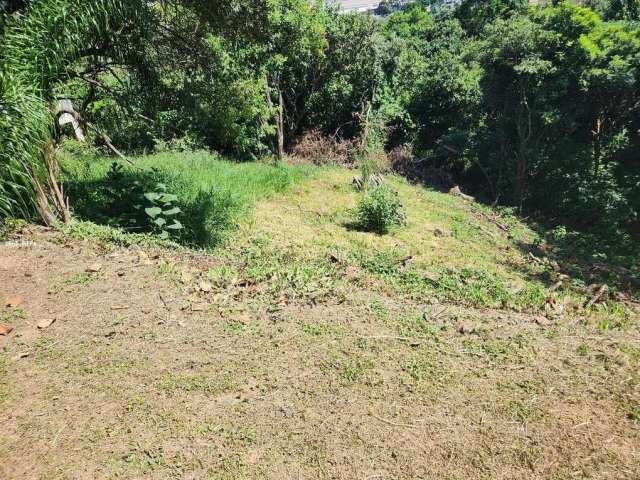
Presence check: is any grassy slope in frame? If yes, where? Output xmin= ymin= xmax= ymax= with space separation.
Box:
xmin=1 ymin=154 xmax=638 ymax=479
xmin=222 ymin=169 xmax=634 ymax=318
xmin=60 ymin=150 xmax=634 ymax=317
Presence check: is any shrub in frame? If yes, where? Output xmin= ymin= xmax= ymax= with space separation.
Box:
xmin=356 ymin=185 xmax=406 ymax=234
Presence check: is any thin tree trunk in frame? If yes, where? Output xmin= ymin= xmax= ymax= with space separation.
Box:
xmin=277 ymin=89 xmax=285 ymax=161
xmin=265 ymin=83 xmax=284 ymax=161
xmin=592 ymin=117 xmax=603 ymax=177
xmin=44 ymin=143 xmax=71 ymax=224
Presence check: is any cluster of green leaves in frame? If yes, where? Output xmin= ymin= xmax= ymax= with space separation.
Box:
xmin=68 ymin=0 xmax=385 ymax=160
xmin=356 ymin=184 xmax=406 ymax=234
xmin=141 ymin=184 xmax=183 ymax=240
xmin=59 ymin=150 xmax=315 ymax=248
xmin=0 ymin=0 xmax=150 ymax=221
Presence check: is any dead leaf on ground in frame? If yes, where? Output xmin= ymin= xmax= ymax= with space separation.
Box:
xmin=535 ymin=315 xmax=551 ymax=326
xmin=0 ymin=324 xmax=14 ymax=336
xmin=138 ymin=251 xmax=153 ymax=265
xmin=5 ymin=295 xmax=23 ymax=308
xmin=37 ymin=318 xmax=56 ymax=329
xmin=180 ymin=271 xmax=194 ymax=284
xmin=86 ymin=263 xmax=103 ymax=273
xmin=457 ymin=322 xmax=476 ymax=335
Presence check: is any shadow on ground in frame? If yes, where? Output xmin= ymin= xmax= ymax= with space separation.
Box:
xmin=62 ymin=161 xmax=240 ymax=249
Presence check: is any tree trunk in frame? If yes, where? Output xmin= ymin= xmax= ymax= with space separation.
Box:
xmin=277 ymin=89 xmax=285 ymax=161
xmin=265 ymin=83 xmax=285 ymax=161
xmin=35 ymin=143 xmax=71 ymax=225
xmin=592 ymin=117 xmax=603 ymax=177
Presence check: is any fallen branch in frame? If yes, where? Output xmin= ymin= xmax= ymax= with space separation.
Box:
xmin=585 ymin=284 xmax=609 ymax=309
xmin=158 ymin=292 xmax=170 ymax=311
xmin=424 ymin=306 xmax=449 ymax=321
xmin=528 ymin=252 xmax=544 ymax=265
xmin=479 ymin=211 xmax=509 ymax=233
xmin=85 ymin=122 xmax=134 ymax=166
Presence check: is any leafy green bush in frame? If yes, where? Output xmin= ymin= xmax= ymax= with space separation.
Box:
xmin=356 ymin=185 xmax=406 ymax=234
xmin=141 ymin=183 xmax=183 ymax=240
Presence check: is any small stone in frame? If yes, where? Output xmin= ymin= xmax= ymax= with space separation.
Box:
xmin=86 ymin=263 xmax=102 ymax=273
xmin=37 ymin=318 xmax=56 ymax=329
xmin=457 ymin=322 xmax=475 ymax=334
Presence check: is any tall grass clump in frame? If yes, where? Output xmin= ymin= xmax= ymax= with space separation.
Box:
xmin=60 ymin=150 xmax=316 ymax=248
xmin=0 ymin=0 xmax=143 ymax=223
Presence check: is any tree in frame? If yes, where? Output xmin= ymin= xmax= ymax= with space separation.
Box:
xmin=456 ymin=0 xmax=529 ymax=36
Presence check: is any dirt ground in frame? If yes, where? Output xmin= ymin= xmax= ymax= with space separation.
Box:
xmin=1 ymin=227 xmax=639 ymax=479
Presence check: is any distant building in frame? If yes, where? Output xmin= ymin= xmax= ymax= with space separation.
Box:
xmin=332 ymin=0 xmax=382 ymax=13
xmin=331 ymin=0 xmax=462 ymax=15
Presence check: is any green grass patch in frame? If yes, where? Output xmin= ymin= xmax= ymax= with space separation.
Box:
xmin=0 ymin=354 xmax=9 ymax=405
xmin=355 ymin=247 xmax=547 ymax=310
xmin=60 ymin=150 xmax=317 ymax=248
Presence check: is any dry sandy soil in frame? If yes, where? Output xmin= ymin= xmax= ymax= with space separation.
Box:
xmin=0 ymin=223 xmax=639 ymax=479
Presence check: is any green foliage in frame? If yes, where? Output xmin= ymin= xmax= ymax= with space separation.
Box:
xmin=60 ymin=150 xmax=316 ymax=248
xmin=142 ymin=183 xmax=183 ymax=240
xmin=1 ymin=0 xmax=640 ymax=260
xmin=379 ymin=1 xmax=640 ymax=245
xmin=456 ymin=0 xmax=528 ymax=36
xmin=0 ymin=0 xmax=145 ymax=221
xmin=356 ymin=184 xmax=406 ymax=234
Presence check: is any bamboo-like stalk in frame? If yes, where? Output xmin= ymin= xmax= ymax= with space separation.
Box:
xmin=0 ymin=0 xmax=143 ymax=223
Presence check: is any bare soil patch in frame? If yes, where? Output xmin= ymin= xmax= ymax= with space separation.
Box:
xmin=0 ymin=227 xmax=639 ymax=479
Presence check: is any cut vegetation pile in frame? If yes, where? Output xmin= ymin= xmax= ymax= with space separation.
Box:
xmin=0 ymin=153 xmax=638 ymax=479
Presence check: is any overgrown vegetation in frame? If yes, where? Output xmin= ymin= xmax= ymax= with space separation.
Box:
xmin=60 ymin=149 xmax=315 ymax=248
xmin=1 ymin=0 xmax=639 ymax=264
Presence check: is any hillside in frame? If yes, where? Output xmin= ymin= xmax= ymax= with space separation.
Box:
xmin=1 ymin=156 xmax=638 ymax=479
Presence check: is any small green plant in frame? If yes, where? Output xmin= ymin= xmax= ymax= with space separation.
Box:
xmin=403 ymin=355 xmax=436 ymax=381
xmin=340 ymin=358 xmax=375 ymax=383
xmin=356 ymin=185 xmax=406 ymax=234
xmin=140 ymin=183 xmax=183 ymax=240
xmin=577 ymin=344 xmax=590 ymax=356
